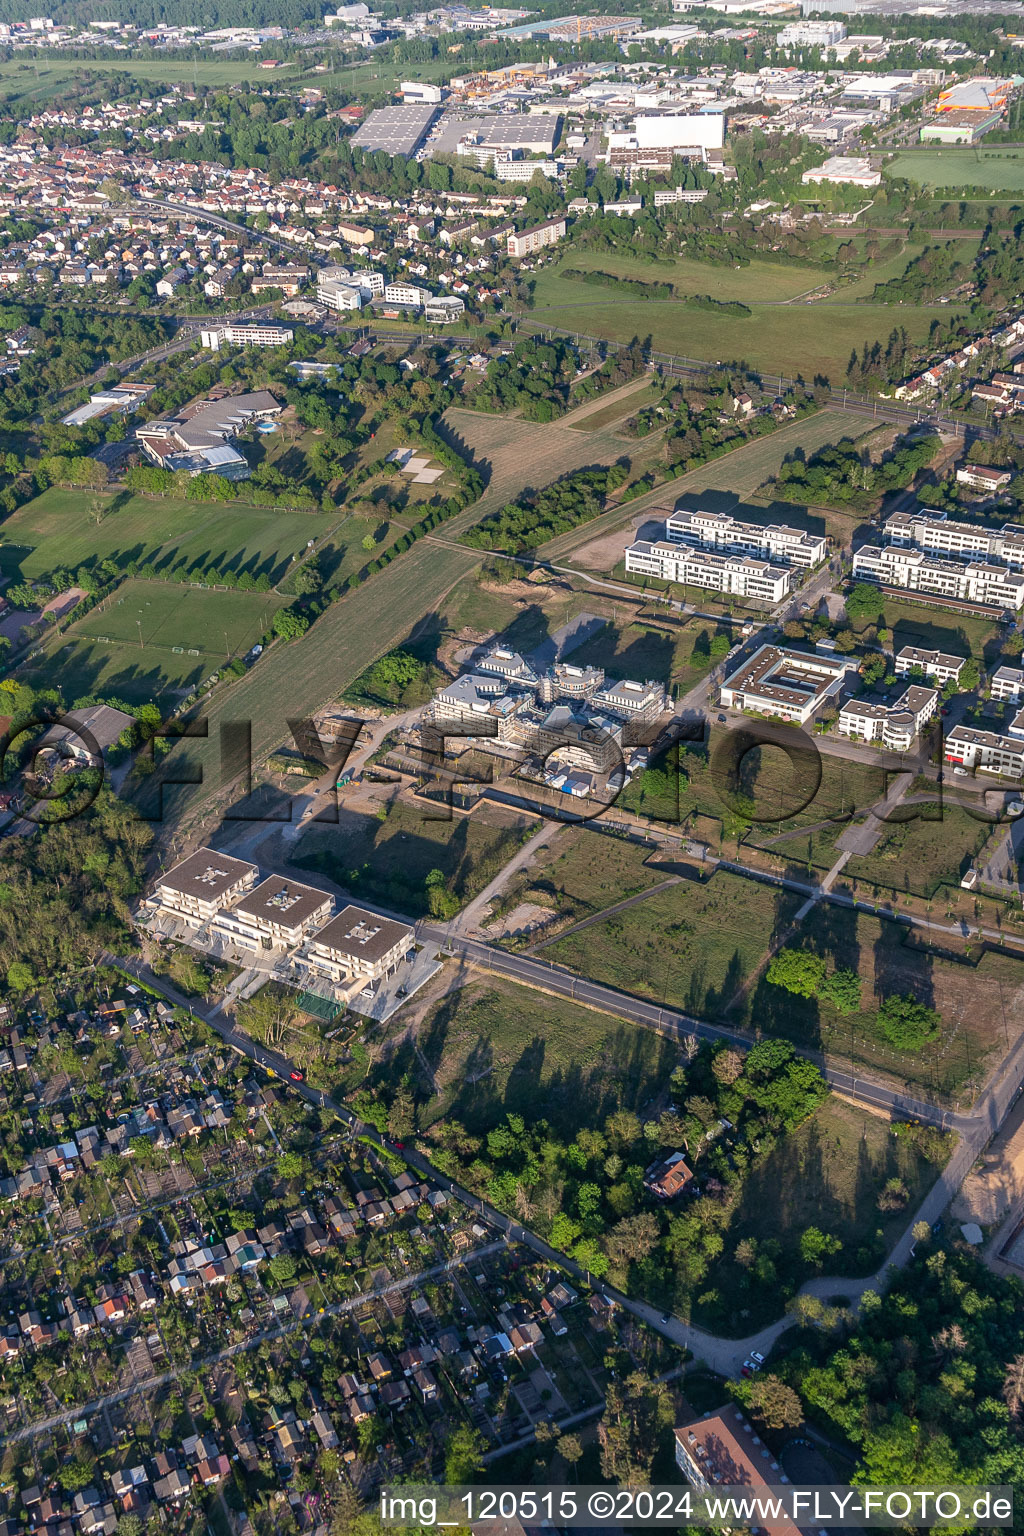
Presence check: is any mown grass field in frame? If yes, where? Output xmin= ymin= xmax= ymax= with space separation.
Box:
xmin=886 ymin=147 xmax=1024 ymax=192
xmin=503 ymin=825 xmax=668 ymax=926
xmin=843 ymin=801 xmax=992 ymax=897
xmin=345 ymin=974 xmax=679 ymax=1139
xmin=0 ymin=487 xmax=337 ymax=585
xmin=847 ymin=592 xmax=1000 ymax=662
xmin=568 ymin=614 xmax=717 ymax=693
xmin=21 ymin=581 xmax=283 ymax=704
xmin=528 ymin=253 xmax=965 ymax=379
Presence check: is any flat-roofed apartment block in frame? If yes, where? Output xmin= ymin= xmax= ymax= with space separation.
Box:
xmin=430 ymin=673 xmax=523 ymax=742
xmin=720 ymin=644 xmax=856 ymax=725
xmin=992 ymin=665 xmax=1024 ymax=702
xmin=665 ymin=505 xmax=828 ymax=568
xmin=838 ymin=685 xmax=938 ymax=753
xmin=894 ymin=645 xmax=966 ymax=685
xmin=304 ymin=906 xmax=414 ymax=986
xmin=592 ymin=676 xmax=669 ymax=723
xmin=506 ymin=218 xmax=566 ymax=258
xmin=945 ymin=724 xmax=1024 ymax=777
xmin=675 ymin=1409 xmax=798 ymax=1536
xmin=852 ymin=545 xmax=1024 ymax=609
xmin=882 ymin=508 xmax=1024 ymax=569
xmin=510 ymin=703 xmax=624 ymax=773
xmin=625 ymin=541 xmax=792 ymax=603
xmin=212 ymin=876 xmax=332 ymax=952
xmin=151 ymin=848 xmax=258 ymax=926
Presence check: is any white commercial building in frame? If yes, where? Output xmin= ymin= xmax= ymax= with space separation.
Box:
xmin=625 ymin=540 xmax=792 ymax=602
xmin=199 ymin=323 xmax=293 ymax=351
xmin=317 ymin=276 xmax=363 ymax=311
xmin=801 ymin=155 xmax=881 ymax=187
xmin=720 ymin=644 xmax=856 ymax=724
xmin=665 ymin=505 xmax=827 ymax=568
xmin=838 ymin=685 xmax=938 ymax=753
xmin=778 ymin=18 xmax=846 ymax=44
xmin=401 ymin=80 xmax=443 ymax=103
xmin=632 ymin=113 xmax=725 ymax=151
xmin=382 ymin=282 xmax=433 ymax=309
xmin=852 ymin=544 xmax=1024 ymax=610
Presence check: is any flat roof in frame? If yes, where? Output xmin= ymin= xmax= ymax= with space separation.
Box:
xmin=428 ymin=113 xmax=559 ymax=156
xmin=232 ymin=876 xmax=331 ymax=929
xmin=312 ymin=905 xmax=413 ymax=963
xmin=675 ymin=1411 xmax=799 ymax=1536
xmin=158 ymin=847 xmax=257 ymax=902
xmin=350 ymin=103 xmax=440 ymax=156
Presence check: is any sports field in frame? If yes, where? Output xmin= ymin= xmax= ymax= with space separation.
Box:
xmin=0 ymin=488 xmax=338 ymax=585
xmin=885 ymin=147 xmax=1024 ymax=192
xmin=21 ymin=581 xmax=283 ymax=705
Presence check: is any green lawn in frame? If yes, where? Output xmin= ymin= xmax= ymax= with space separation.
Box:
xmin=544 ymin=869 xmax=803 ymax=1020
xmin=349 ymin=974 xmax=678 ymax=1139
xmin=886 ymin=147 xmax=1024 ymax=192
xmin=569 ymin=380 xmax=663 ymax=433
xmin=0 ymin=58 xmax=300 ymax=96
xmin=848 ymin=593 xmax=1000 ymax=663
xmin=0 ymin=487 xmax=339 ymax=585
xmin=528 ymin=258 xmax=966 ymax=380
xmin=540 ymin=250 xmax=823 ymax=305
xmin=20 ymin=580 xmax=283 ymax=704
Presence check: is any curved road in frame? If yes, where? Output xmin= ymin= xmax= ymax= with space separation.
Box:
xmin=109 ymin=936 xmax=1024 ymax=1379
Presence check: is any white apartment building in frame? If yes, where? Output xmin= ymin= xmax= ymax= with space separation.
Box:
xmin=591 ymin=677 xmax=668 ymax=723
xmin=882 ymin=509 xmax=1024 ymax=569
xmin=211 ymin=876 xmax=332 ymax=952
xmin=991 ymin=665 xmax=1024 ymax=703
xmin=838 ymin=685 xmax=938 ymax=753
xmin=852 ymin=544 xmax=1024 ymax=609
xmin=720 ymin=644 xmax=856 ymax=724
xmin=665 ymin=506 xmax=828 ymax=569
xmin=945 ymin=724 xmax=1024 ymax=777
xmin=199 ymin=323 xmax=293 ymax=351
xmin=151 ymin=848 xmax=257 ymax=926
xmin=424 ymin=296 xmax=465 ymax=323
xmin=894 ymin=646 xmax=966 ymax=686
xmin=626 ymin=540 xmax=792 ymax=602
xmin=304 ymin=905 xmax=414 ymax=986
xmin=430 ymin=673 xmax=522 ymax=741
xmin=506 ymin=218 xmax=566 ymax=258
xmin=317 ymin=276 xmax=363 ymax=311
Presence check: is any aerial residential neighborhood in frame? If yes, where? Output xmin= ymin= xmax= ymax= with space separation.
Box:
xmin=2 ymin=0 xmax=1024 ymax=1530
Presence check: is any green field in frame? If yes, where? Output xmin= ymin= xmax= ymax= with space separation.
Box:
xmin=529 ymin=253 xmax=965 ymax=379
xmin=885 ymin=147 xmax=1024 ymax=193
xmin=294 ymin=796 xmax=531 ymax=918
xmin=348 ymin=974 xmax=678 ymax=1139
xmin=568 ymin=615 xmax=717 ymax=694
xmin=692 ymin=1096 xmax=951 ymax=1332
xmin=21 ymin=580 xmax=283 ymax=704
xmin=0 ymin=58 xmax=300 ymax=99
xmin=0 ymin=487 xmax=339 ymax=585
xmin=848 ymin=592 xmax=1000 ymax=663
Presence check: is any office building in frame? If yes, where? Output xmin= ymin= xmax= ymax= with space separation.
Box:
xmin=625 ymin=540 xmax=793 ymax=602
xmin=837 ymin=685 xmax=938 ymax=752
xmin=851 ymin=544 xmax=1024 ymax=609
xmin=665 ymin=505 xmax=828 ymax=568
xmin=720 ymin=644 xmax=856 ymax=724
